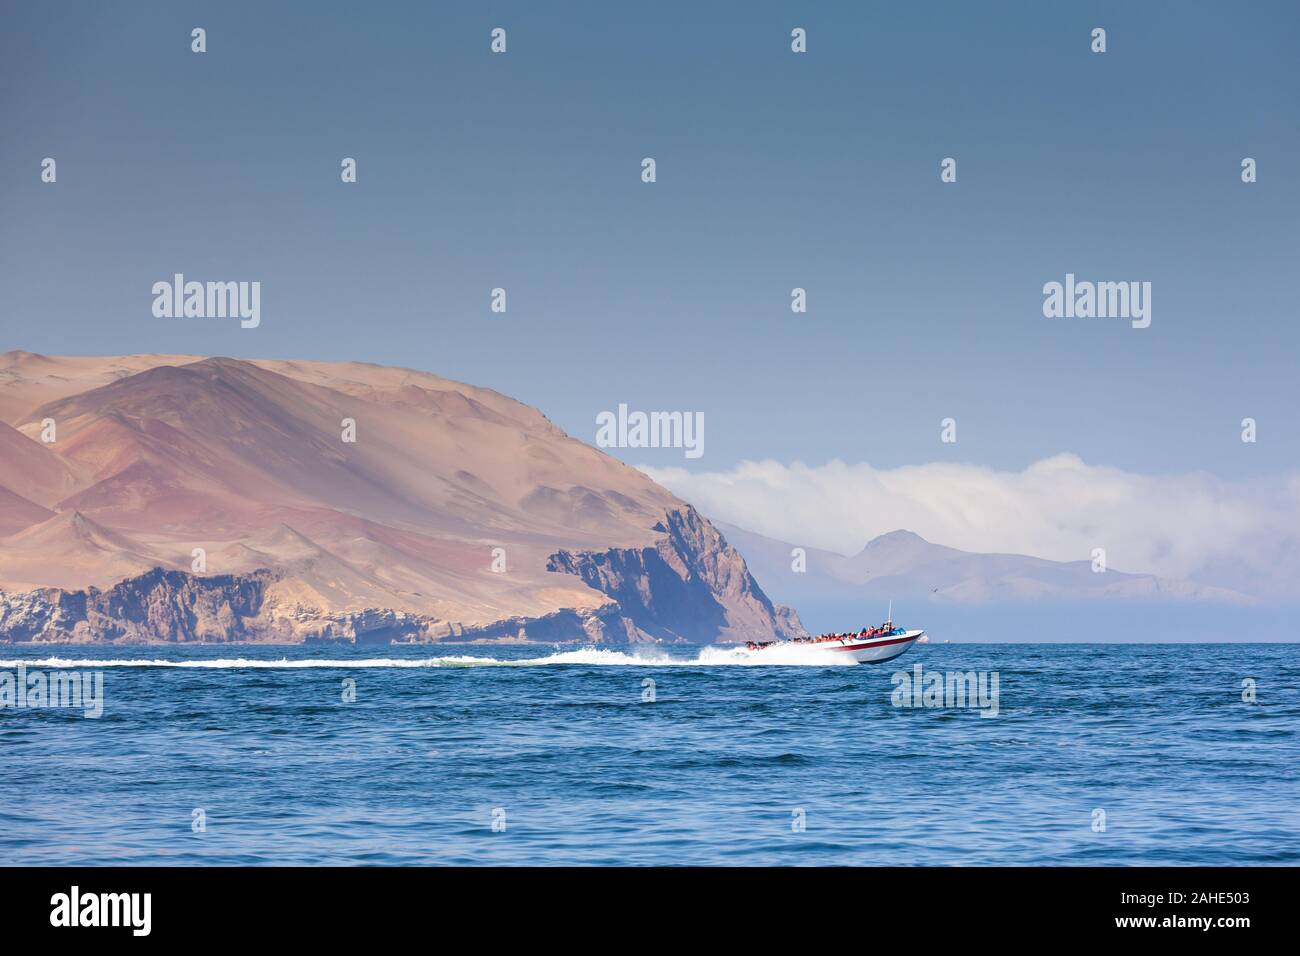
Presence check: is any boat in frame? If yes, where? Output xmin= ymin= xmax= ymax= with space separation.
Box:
xmin=745 ymin=603 xmax=925 ymax=665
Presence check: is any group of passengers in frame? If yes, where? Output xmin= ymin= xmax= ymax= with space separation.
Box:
xmin=796 ymin=625 xmax=889 ymax=644
xmin=744 ymin=624 xmax=889 ymax=651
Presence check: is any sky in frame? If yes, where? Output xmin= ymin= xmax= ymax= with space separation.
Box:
xmin=2 ymin=1 xmax=1297 ymax=571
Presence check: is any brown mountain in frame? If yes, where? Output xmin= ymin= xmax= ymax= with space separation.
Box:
xmin=0 ymin=352 xmax=803 ymax=644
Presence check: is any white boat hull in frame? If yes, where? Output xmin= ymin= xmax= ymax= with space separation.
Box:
xmin=754 ymin=629 xmax=925 ymax=664
xmin=822 ymin=629 xmax=925 ymax=664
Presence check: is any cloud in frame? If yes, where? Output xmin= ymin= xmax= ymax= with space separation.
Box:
xmin=641 ymin=454 xmax=1300 ymax=594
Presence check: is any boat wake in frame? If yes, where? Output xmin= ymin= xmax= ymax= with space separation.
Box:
xmin=1 ymin=645 xmax=858 ymax=670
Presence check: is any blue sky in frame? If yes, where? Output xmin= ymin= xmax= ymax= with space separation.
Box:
xmin=2 ymin=0 xmax=1297 ymax=488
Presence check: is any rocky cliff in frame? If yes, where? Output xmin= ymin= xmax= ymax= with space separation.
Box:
xmin=548 ymin=507 xmax=805 ymax=643
xmin=0 ymin=569 xmax=284 ymax=643
xmin=0 ymin=509 xmax=802 ymax=644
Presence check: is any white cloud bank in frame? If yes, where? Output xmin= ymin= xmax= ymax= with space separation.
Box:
xmin=641 ymin=454 xmax=1300 ymax=595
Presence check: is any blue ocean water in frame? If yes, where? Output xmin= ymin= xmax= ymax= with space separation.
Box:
xmin=1 ymin=643 xmax=1296 ymax=866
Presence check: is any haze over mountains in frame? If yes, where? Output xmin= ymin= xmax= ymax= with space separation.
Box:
xmin=718 ymin=524 xmax=1254 ymax=607
xmin=713 ymin=522 xmax=1288 ymax=641
xmin=0 ymin=351 xmax=801 ymax=644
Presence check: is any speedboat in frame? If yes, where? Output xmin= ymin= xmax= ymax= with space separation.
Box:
xmin=745 ymin=604 xmax=924 ymax=664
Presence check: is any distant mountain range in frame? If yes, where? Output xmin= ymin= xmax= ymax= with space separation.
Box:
xmin=0 ymin=351 xmax=802 ymax=644
xmin=711 ymin=522 xmax=1291 ymax=640
xmin=717 ymin=522 xmax=1255 ymax=609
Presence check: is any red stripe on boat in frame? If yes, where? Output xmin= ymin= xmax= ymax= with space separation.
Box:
xmin=829 ymin=635 xmax=917 ymax=651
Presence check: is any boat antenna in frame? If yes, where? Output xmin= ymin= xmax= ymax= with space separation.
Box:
xmin=887 ymin=599 xmax=892 ymax=628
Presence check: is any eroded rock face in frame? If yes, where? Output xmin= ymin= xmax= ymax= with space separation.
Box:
xmin=0 ymin=569 xmax=285 ymax=643
xmin=0 ymin=508 xmax=804 ymax=644
xmin=547 ymin=506 xmax=806 ymax=643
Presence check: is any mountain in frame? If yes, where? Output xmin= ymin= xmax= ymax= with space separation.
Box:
xmin=0 ymin=485 xmax=53 ymax=538
xmin=0 ymin=420 xmax=83 ymax=507
xmin=0 ymin=351 xmax=804 ymax=644
xmin=717 ymin=522 xmax=1255 ymax=622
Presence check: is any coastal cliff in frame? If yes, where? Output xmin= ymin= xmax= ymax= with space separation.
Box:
xmin=548 ymin=507 xmax=805 ymax=643
xmin=0 ymin=508 xmax=801 ymax=645
xmin=0 ymin=352 xmax=799 ymax=644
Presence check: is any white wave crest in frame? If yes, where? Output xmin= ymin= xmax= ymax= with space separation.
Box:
xmin=0 ymin=644 xmax=858 ymax=669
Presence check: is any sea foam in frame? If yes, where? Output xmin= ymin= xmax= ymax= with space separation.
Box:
xmin=0 ymin=644 xmax=856 ymax=669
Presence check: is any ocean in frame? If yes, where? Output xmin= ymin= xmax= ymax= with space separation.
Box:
xmin=1 ymin=643 xmax=1296 ymax=866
